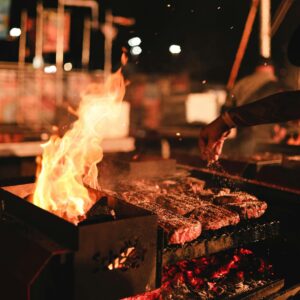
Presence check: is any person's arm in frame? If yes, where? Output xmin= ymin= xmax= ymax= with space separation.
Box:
xmin=199 ymin=90 xmax=300 ymax=162
xmin=227 ymin=90 xmax=300 ymax=127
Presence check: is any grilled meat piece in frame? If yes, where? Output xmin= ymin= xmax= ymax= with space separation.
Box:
xmin=155 ymin=194 xmax=203 ymax=215
xmin=188 ymin=202 xmax=240 ymax=230
xmin=121 ymin=191 xmax=202 ymax=244
xmin=154 ymin=206 xmax=202 ymax=245
xmin=155 ymin=193 xmax=239 ymax=231
xmin=213 ymin=192 xmax=267 ymax=219
xmin=223 ymin=201 xmax=267 ymax=219
xmin=160 ymin=177 xmax=213 ymax=198
xmin=213 ymin=192 xmax=258 ymax=205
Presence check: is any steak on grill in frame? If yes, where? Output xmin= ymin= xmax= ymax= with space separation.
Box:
xmin=155 ymin=194 xmax=240 ymax=230
xmin=213 ymin=192 xmax=258 ymax=205
xmin=121 ymin=191 xmax=202 ymax=244
xmin=213 ymin=192 xmax=267 ymax=219
xmin=188 ymin=202 xmax=240 ymax=230
xmin=159 ymin=177 xmax=214 ymax=200
xmin=155 ymin=194 xmax=202 ymax=215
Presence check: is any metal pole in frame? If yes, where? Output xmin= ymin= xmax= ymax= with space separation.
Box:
xmin=55 ymin=0 xmax=65 ymax=107
xmin=82 ymin=17 xmax=91 ymax=68
xmin=227 ymin=0 xmax=260 ymax=91
xmin=18 ymin=10 xmax=27 ymax=67
xmin=17 ymin=10 xmax=28 ymax=125
xmin=63 ymin=0 xmax=99 ymax=29
xmin=259 ymin=0 xmax=271 ymax=58
xmin=104 ymin=10 xmax=113 ymax=78
xmin=271 ymin=0 xmax=294 ymax=37
xmin=34 ymin=1 xmax=44 ymax=68
xmin=56 ymin=0 xmax=65 ymax=70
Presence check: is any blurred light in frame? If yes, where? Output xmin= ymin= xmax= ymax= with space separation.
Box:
xmin=64 ymin=62 xmax=73 ymax=71
xmin=9 ymin=27 xmax=21 ymax=37
xmin=40 ymin=133 xmax=49 ymax=141
xmin=130 ymin=46 xmax=142 ymax=56
xmin=202 ymin=80 xmax=207 ymax=84
xmin=44 ymin=65 xmax=57 ymax=74
xmin=217 ymin=6 xmax=221 ymax=10
xmin=167 ymin=4 xmax=171 ymax=7
xmin=169 ymin=44 xmax=181 ymax=54
xmin=33 ymin=56 xmax=44 ymax=69
xmin=128 ymin=37 xmax=141 ymax=47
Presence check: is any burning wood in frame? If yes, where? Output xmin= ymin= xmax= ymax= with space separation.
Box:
xmin=107 ymin=246 xmax=136 ymax=270
xmin=123 ymin=248 xmax=277 ymax=300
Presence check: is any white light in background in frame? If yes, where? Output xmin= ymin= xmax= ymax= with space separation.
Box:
xmin=130 ymin=46 xmax=142 ymax=56
xmin=44 ymin=65 xmax=57 ymax=74
xmin=9 ymin=27 xmax=21 ymax=37
xmin=33 ymin=56 xmax=44 ymax=69
xmin=64 ymin=62 xmax=73 ymax=71
xmin=169 ymin=44 xmax=181 ymax=54
xmin=128 ymin=37 xmax=141 ymax=47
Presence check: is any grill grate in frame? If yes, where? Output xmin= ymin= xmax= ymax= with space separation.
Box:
xmin=162 ymin=216 xmax=280 ymax=266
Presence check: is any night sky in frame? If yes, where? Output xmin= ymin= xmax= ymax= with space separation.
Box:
xmin=1 ymin=0 xmax=299 ymax=83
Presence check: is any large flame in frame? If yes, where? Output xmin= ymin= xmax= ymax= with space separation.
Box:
xmin=33 ymin=69 xmax=125 ymax=224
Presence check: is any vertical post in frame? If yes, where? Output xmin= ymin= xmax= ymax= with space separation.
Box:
xmin=104 ymin=10 xmax=113 ymax=78
xmin=17 ymin=10 xmax=28 ymax=125
xmin=33 ymin=1 xmax=44 ymax=129
xmin=260 ymin=0 xmax=271 ymax=58
xmin=82 ymin=17 xmax=91 ymax=68
xmin=271 ymin=0 xmax=293 ymax=37
xmin=56 ymin=0 xmax=65 ymax=106
xmin=34 ymin=0 xmax=44 ymax=68
xmin=18 ymin=10 xmax=27 ymax=67
xmin=226 ymin=0 xmax=260 ymax=91
xmin=56 ymin=0 xmax=65 ymax=70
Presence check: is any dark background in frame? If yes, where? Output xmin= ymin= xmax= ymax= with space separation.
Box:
xmin=1 ymin=0 xmax=299 ymax=83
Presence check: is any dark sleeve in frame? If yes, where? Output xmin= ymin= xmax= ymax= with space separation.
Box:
xmin=228 ymin=90 xmax=300 ymax=127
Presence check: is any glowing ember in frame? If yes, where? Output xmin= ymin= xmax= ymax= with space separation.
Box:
xmin=123 ymin=248 xmax=276 ymax=299
xmin=160 ymin=248 xmax=274 ymax=299
xmin=33 ymin=67 xmax=126 ymax=224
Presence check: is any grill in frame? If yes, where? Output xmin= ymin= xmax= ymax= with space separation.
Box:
xmin=1 ymin=162 xmax=300 ymax=299
xmin=162 ymin=216 xmax=280 ymax=266
xmin=121 ymin=163 xmax=300 ymax=299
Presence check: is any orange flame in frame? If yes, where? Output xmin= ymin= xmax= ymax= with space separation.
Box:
xmin=33 ymin=69 xmax=125 ymax=224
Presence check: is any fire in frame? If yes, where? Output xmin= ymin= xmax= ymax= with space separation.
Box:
xmin=161 ymin=248 xmax=275 ymax=298
xmin=124 ymin=248 xmax=276 ymax=299
xmin=33 ymin=69 xmax=125 ymax=224
xmin=211 ymin=254 xmax=240 ymax=279
xmin=107 ymin=247 xmax=136 ymax=270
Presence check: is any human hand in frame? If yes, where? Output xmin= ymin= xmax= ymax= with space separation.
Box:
xmin=199 ymin=116 xmax=231 ymax=163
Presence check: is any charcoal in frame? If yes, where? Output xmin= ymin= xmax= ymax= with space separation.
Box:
xmin=84 ymin=196 xmax=116 ymax=223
